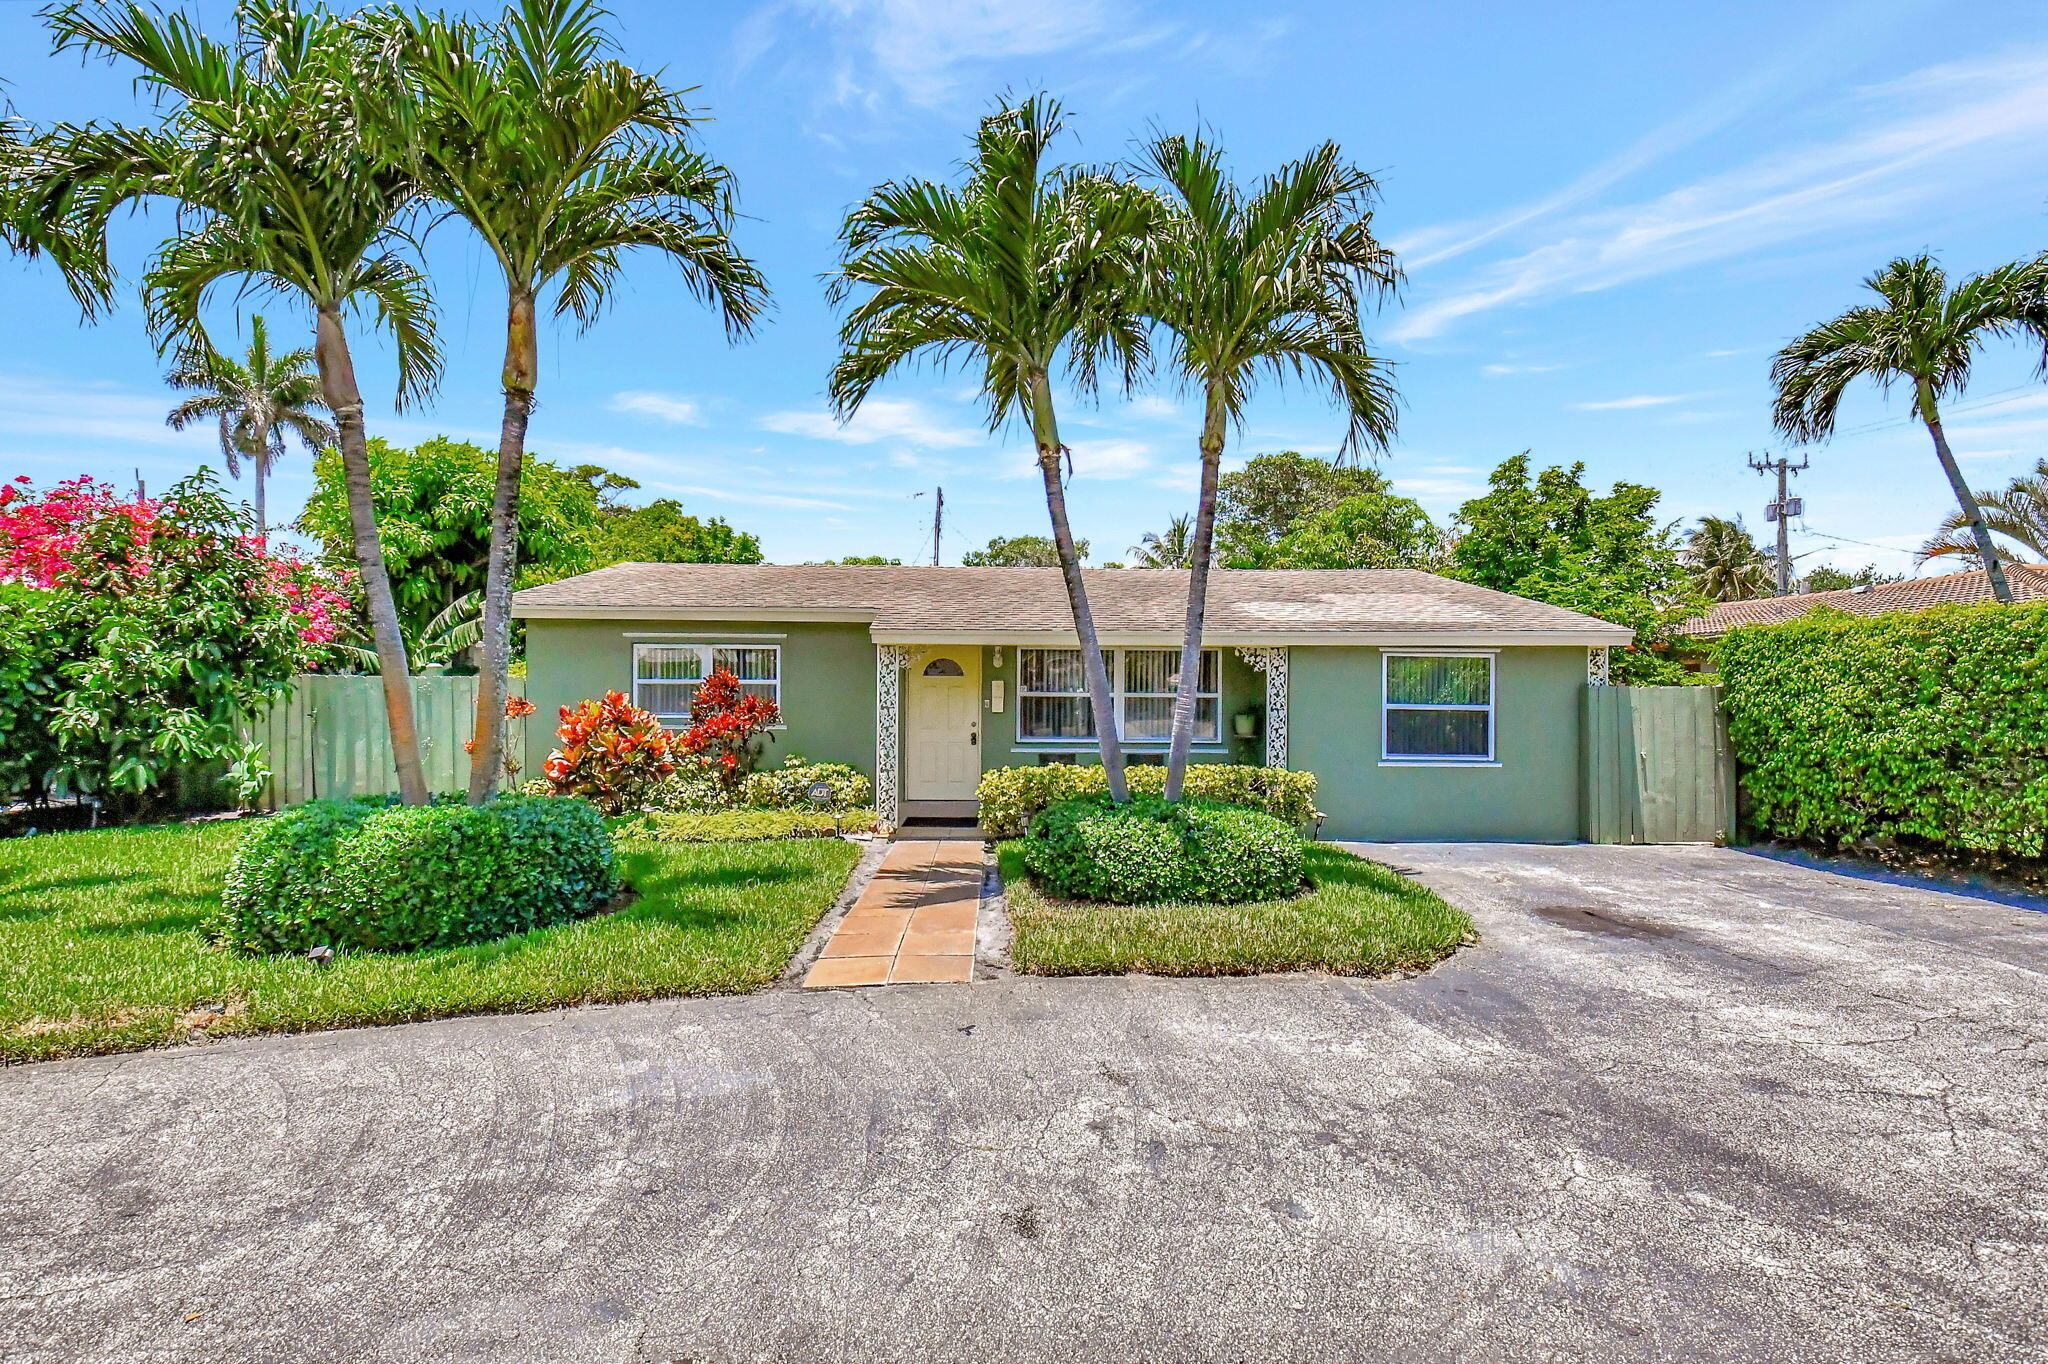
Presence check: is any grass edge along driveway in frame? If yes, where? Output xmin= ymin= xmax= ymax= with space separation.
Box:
xmin=1000 ymin=840 xmax=1473 ymax=978
xmin=1 ymin=820 xmax=860 ymax=1065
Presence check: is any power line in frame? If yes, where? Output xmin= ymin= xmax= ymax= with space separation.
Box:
xmin=1749 ymin=451 xmax=1808 ymax=596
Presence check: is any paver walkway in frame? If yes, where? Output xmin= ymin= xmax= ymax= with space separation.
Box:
xmin=802 ymin=839 xmax=981 ymax=987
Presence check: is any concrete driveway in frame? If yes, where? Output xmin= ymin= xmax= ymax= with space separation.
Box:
xmin=2 ymin=844 xmax=2043 ymax=1363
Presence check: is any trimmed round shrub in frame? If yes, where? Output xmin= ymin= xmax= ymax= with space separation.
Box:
xmin=1020 ymin=795 xmax=1306 ymax=904
xmin=213 ymin=794 xmax=616 ymax=954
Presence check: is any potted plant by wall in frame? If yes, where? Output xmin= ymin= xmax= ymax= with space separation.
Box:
xmin=1232 ymin=706 xmax=1261 ymax=740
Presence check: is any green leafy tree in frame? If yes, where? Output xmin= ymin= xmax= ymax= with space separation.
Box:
xmin=960 ymin=534 xmax=1089 ymax=567
xmin=1449 ymin=454 xmax=1698 ymax=682
xmin=1216 ymin=452 xmax=1397 ymax=565
xmin=1918 ymin=457 xmax=2048 ymax=565
xmin=1259 ymin=493 xmax=1443 ymax=569
xmin=163 ymin=314 xmax=333 ymax=540
xmin=1803 ymin=563 xmax=1905 ymax=592
xmin=1773 ymin=253 xmax=2048 ymax=604
xmin=1683 ymin=515 xmax=1773 ymax=603
xmin=1134 ymin=133 xmax=1398 ymax=795
xmin=829 ymin=96 xmax=1156 ymax=798
xmin=29 ymin=0 xmax=441 ymax=803
xmin=816 ymin=554 xmax=901 ymax=566
xmin=368 ymin=0 xmax=768 ymax=802
xmin=298 ymin=437 xmax=600 ymax=646
xmin=567 ymin=468 xmax=763 ymax=565
xmin=1128 ymin=514 xmax=1193 ymax=568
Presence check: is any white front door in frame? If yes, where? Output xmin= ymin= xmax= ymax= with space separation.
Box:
xmin=904 ymin=649 xmax=981 ymax=800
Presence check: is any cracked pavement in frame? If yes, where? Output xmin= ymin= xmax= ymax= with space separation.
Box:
xmin=2 ymin=843 xmax=2044 ymax=1362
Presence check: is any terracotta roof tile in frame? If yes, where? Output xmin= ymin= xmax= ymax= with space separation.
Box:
xmin=511 ymin=563 xmax=1632 ymax=642
xmin=1679 ymin=565 xmax=2048 ymax=637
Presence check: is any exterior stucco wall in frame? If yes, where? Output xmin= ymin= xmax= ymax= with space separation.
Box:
xmin=520 ymin=619 xmax=879 ymax=779
xmin=1289 ymin=646 xmax=1585 ymax=843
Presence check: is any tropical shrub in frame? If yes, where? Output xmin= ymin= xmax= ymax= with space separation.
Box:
xmin=213 ymin=794 xmax=615 ymax=954
xmin=1717 ymin=602 xmax=2048 ymax=857
xmin=1021 ymin=795 xmax=1305 ymax=904
xmin=976 ymin=762 xmax=1319 ymax=838
xmin=743 ymin=756 xmax=872 ymax=810
xmin=543 ymin=691 xmax=678 ymax=815
xmin=676 ymin=668 xmax=780 ymax=799
xmin=613 ymin=807 xmax=879 ymax=843
xmin=643 ymin=765 xmax=731 ymax=813
xmin=0 ymin=470 xmax=347 ymax=814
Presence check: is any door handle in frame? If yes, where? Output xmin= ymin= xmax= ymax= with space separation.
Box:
xmin=970 ymin=728 xmax=978 ymax=746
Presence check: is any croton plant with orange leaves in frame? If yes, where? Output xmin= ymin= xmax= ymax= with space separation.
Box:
xmin=543 ymin=690 xmax=677 ymax=815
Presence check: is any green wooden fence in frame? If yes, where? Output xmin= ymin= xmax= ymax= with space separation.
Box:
xmin=242 ymin=675 xmax=503 ymax=809
xmin=1582 ymin=684 xmax=1735 ymax=845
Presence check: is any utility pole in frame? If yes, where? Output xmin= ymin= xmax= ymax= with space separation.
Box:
xmin=931 ymin=485 xmax=943 ymax=566
xmin=1749 ymin=452 xmax=1808 ymax=595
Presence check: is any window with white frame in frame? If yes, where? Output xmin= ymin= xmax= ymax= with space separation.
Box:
xmin=1017 ymin=647 xmax=1220 ymax=744
xmin=633 ymin=643 xmax=780 ymax=725
xmin=1382 ymin=652 xmax=1494 ymax=763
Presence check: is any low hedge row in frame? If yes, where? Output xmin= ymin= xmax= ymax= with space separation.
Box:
xmin=1717 ymin=601 xmax=2048 ymax=857
xmin=977 ymin=762 xmax=1318 ymax=838
xmin=212 ymin=794 xmax=616 ymax=954
xmin=614 ymin=807 xmax=879 ymax=843
xmin=1021 ymin=795 xmax=1306 ymax=904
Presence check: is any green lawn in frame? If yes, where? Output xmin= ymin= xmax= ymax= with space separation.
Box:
xmin=1 ymin=819 xmax=860 ymax=1065
xmin=1000 ymin=841 xmax=1473 ymax=978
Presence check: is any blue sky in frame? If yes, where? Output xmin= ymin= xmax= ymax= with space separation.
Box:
xmin=5 ymin=0 xmax=2048 ymax=573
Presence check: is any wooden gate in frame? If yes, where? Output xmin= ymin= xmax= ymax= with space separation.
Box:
xmin=241 ymin=674 xmax=487 ymax=809
xmin=1582 ymin=685 xmax=1734 ymax=845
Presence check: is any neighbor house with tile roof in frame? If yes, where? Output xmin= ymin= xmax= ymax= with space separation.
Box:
xmin=512 ymin=564 xmax=1633 ymax=841
xmin=1677 ymin=565 xmax=2048 ymax=640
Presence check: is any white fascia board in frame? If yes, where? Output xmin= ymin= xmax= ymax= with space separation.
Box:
xmin=513 ymin=605 xmax=877 ymax=623
xmin=867 ymin=628 xmax=1634 ymax=647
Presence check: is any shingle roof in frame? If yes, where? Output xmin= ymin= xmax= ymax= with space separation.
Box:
xmin=1678 ymin=565 xmax=2048 ymax=637
xmin=511 ymin=563 xmax=1632 ymax=644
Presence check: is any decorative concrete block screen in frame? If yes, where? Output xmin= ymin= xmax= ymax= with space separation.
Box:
xmin=242 ymin=675 xmax=491 ymax=809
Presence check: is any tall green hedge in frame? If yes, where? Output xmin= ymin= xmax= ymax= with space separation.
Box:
xmin=1717 ymin=602 xmax=2048 ymax=856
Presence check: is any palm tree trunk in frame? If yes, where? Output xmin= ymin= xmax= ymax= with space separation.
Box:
xmin=1164 ymin=382 xmax=1228 ymax=800
xmin=315 ymin=304 xmax=430 ymax=806
xmin=1919 ymin=380 xmax=2013 ymax=603
xmin=1028 ymin=370 xmax=1127 ymax=801
xmin=467 ymin=288 xmax=538 ymax=805
xmin=252 ymin=449 xmax=267 ymax=546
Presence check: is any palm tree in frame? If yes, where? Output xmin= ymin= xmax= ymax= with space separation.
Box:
xmin=368 ymin=0 xmax=768 ymax=804
xmin=164 ymin=315 xmax=333 ymax=540
xmin=1128 ymin=514 xmax=1193 ymax=568
xmin=1684 ymin=515 xmax=1773 ymax=602
xmin=1772 ymin=253 xmax=2048 ymax=604
xmin=1918 ymin=458 xmax=2048 ymax=565
xmin=29 ymin=0 xmax=440 ymax=803
xmin=829 ymin=95 xmax=1158 ymax=801
xmin=1135 ymin=132 xmax=1399 ymax=799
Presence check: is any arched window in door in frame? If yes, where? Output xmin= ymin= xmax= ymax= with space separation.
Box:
xmin=922 ymin=657 xmax=965 ymax=677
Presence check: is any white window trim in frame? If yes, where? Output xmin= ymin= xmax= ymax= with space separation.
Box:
xmin=1381 ymin=650 xmax=1496 ymax=765
xmin=632 ymin=641 xmax=783 ymax=728
xmin=1015 ymin=647 xmax=1223 ymax=746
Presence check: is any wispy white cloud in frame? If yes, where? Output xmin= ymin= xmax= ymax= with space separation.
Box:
xmin=1701 ymin=347 xmax=1754 ymax=358
xmin=1391 ymin=47 xmax=2048 ymax=342
xmin=999 ymin=437 xmax=1156 ymax=481
xmin=734 ymin=0 xmax=1168 ymax=109
xmin=0 ymin=374 xmax=214 ymax=451
xmin=655 ymin=482 xmax=854 ymax=511
xmin=1480 ymin=361 xmax=1568 ymax=377
xmin=759 ymin=398 xmax=981 ymax=448
xmin=1571 ymin=393 xmax=1695 ymax=411
xmin=610 ymin=391 xmax=705 ymax=426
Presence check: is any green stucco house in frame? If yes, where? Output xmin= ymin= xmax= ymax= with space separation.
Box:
xmin=511 ymin=564 xmax=1632 ymax=841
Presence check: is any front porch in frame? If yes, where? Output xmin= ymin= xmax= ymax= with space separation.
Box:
xmin=872 ymin=642 xmax=1291 ymax=832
